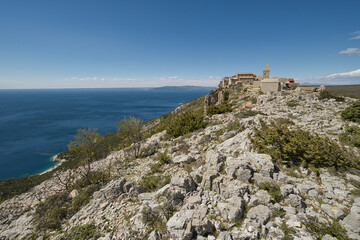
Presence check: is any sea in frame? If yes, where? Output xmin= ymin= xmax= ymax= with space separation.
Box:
xmin=0 ymin=88 xmax=212 ymax=180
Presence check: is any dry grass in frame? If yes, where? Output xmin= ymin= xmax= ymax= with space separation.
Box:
xmin=325 ymin=85 xmax=360 ymax=98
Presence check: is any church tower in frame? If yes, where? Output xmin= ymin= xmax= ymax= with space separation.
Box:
xmin=263 ymin=62 xmax=270 ymax=79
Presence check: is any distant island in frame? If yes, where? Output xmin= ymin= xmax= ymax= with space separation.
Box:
xmin=152 ymin=85 xmax=214 ymax=91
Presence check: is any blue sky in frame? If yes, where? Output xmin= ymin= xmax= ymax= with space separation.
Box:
xmin=0 ymin=0 xmax=359 ymax=88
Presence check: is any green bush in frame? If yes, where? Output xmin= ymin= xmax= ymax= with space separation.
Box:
xmin=237 ymin=109 xmax=265 ymax=119
xmin=224 ymin=91 xmax=230 ymax=101
xmin=157 ymin=151 xmax=170 ymax=165
xmin=250 ymin=121 xmax=352 ymax=169
xmin=139 ymin=174 xmax=170 ymax=192
xmin=341 ymin=101 xmax=360 ymax=123
xmin=70 ymin=184 xmax=100 ymax=214
xmin=304 ymin=216 xmax=349 ymax=240
xmin=274 ymin=117 xmax=295 ymax=125
xmin=60 ymin=223 xmax=100 ymax=240
xmin=339 ymin=125 xmax=360 ymax=148
xmin=167 ymin=111 xmax=206 ymax=138
xmin=286 ymin=100 xmax=299 ymax=107
xmin=319 ymin=91 xmax=345 ymax=102
xmin=34 ymin=192 xmax=71 ymax=230
xmin=207 ymin=103 xmax=232 ymax=116
xmin=258 ymin=181 xmax=282 ymax=202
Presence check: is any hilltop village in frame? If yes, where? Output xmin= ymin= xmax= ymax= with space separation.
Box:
xmin=220 ymin=63 xmax=299 ymax=92
xmin=205 ymin=63 xmax=325 ymax=108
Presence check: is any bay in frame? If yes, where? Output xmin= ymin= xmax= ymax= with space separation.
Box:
xmin=0 ymin=88 xmax=211 ymax=179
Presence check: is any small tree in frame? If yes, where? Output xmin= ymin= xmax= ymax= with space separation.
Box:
xmin=68 ymin=128 xmax=100 ymax=183
xmin=117 ymin=116 xmax=144 ymax=158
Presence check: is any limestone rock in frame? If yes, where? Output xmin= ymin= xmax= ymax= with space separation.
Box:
xmin=217 ymin=196 xmax=245 ymax=222
xmin=171 ymin=171 xmax=197 ymax=193
xmin=244 ymin=205 xmax=272 ymax=228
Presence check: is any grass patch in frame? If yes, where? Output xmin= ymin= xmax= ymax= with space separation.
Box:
xmin=286 ymin=100 xmax=299 ymax=107
xmin=258 ymin=181 xmax=282 ymax=202
xmin=157 ymin=151 xmax=170 ymax=165
xmin=280 ymin=222 xmax=297 ymax=240
xmin=237 ymin=109 xmax=265 ymax=119
xmin=339 ymin=125 xmax=360 ymax=148
xmin=274 ymin=117 xmax=295 ymax=125
xmin=60 ymin=223 xmax=101 ymax=240
xmin=139 ymin=174 xmax=170 ymax=192
xmin=319 ymin=91 xmax=345 ymax=102
xmin=324 ymin=85 xmax=360 ymax=99
xmin=303 ymin=216 xmax=349 ymax=240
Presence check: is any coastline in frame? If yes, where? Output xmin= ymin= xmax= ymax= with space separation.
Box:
xmin=39 ymin=154 xmax=66 ymax=175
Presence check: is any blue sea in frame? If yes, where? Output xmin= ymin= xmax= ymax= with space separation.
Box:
xmin=0 ymin=88 xmax=211 ymax=179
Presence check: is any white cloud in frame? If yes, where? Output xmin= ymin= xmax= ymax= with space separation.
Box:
xmin=339 ymin=48 xmax=360 ymax=56
xmin=66 ymin=75 xmax=220 ymax=87
xmin=298 ymin=69 xmax=360 ymax=85
xmin=350 ymin=31 xmax=360 ymax=40
xmin=326 ymin=69 xmax=360 ymax=78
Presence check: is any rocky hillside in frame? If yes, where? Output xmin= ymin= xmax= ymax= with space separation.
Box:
xmin=1 ymin=87 xmax=360 ymax=240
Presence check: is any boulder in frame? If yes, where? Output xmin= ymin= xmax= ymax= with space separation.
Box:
xmin=249 ymin=190 xmax=272 ymax=206
xmin=172 ymin=155 xmax=194 ymax=164
xmin=285 ymin=194 xmax=306 ymax=210
xmin=321 ymin=204 xmax=344 ymax=220
xmin=225 ymin=157 xmax=253 ymax=182
xmin=244 ymin=205 xmax=272 ymax=228
xmin=217 ymin=196 xmax=246 ymax=222
xmin=171 ymin=171 xmax=197 ymax=193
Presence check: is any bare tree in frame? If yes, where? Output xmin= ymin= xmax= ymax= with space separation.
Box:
xmin=53 ymin=169 xmax=75 ymax=191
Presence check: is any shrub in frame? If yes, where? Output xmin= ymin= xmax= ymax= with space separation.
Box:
xmin=339 ymin=125 xmax=360 ymax=148
xmin=34 ymin=192 xmax=71 ymax=230
xmin=70 ymin=184 xmax=100 ymax=214
xmin=303 ymin=216 xmax=349 ymax=240
xmin=60 ymin=223 xmax=101 ymax=240
xmin=250 ymin=121 xmax=352 ymax=169
xmin=274 ymin=117 xmax=295 ymax=125
xmin=319 ymin=91 xmax=345 ymax=102
xmin=139 ymin=174 xmax=170 ymax=192
xmin=226 ymin=121 xmax=243 ymax=132
xmin=157 ymin=151 xmax=170 ymax=165
xmin=167 ymin=111 xmax=206 ymax=138
xmin=286 ymin=100 xmax=299 ymax=107
xmin=207 ymin=103 xmax=232 ymax=116
xmin=258 ymin=181 xmax=282 ymax=202
xmin=250 ymin=97 xmax=257 ymax=104
xmin=341 ymin=101 xmax=360 ymax=123
xmin=224 ymin=91 xmax=230 ymax=101
xmin=237 ymin=109 xmax=265 ymax=119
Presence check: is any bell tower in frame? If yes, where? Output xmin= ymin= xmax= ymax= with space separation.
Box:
xmin=263 ymin=62 xmax=270 ymax=79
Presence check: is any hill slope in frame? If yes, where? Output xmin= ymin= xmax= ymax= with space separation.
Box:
xmin=1 ymin=87 xmax=360 ymax=240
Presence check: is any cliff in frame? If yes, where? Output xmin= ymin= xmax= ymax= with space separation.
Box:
xmin=0 ymin=87 xmax=359 ymax=240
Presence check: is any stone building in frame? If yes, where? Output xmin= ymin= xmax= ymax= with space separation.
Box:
xmin=263 ymin=62 xmax=270 ymax=79
xmin=261 ymin=78 xmax=282 ymax=93
xmin=219 ymin=62 xmax=297 ymax=92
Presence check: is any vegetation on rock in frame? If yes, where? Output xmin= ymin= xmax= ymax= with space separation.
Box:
xmin=251 ymin=121 xmax=354 ymax=169
xmin=166 ymin=111 xmax=206 ymax=138
xmin=339 ymin=125 xmax=360 ymax=148
xmin=341 ymin=100 xmax=360 ymax=123
xmin=319 ymin=90 xmax=345 ymax=102
xmin=207 ymin=103 xmax=232 ymax=116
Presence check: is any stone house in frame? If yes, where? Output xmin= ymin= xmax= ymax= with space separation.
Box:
xmin=261 ymin=78 xmax=282 ymax=93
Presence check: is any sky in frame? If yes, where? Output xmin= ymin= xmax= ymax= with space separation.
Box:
xmin=0 ymin=0 xmax=359 ymax=89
